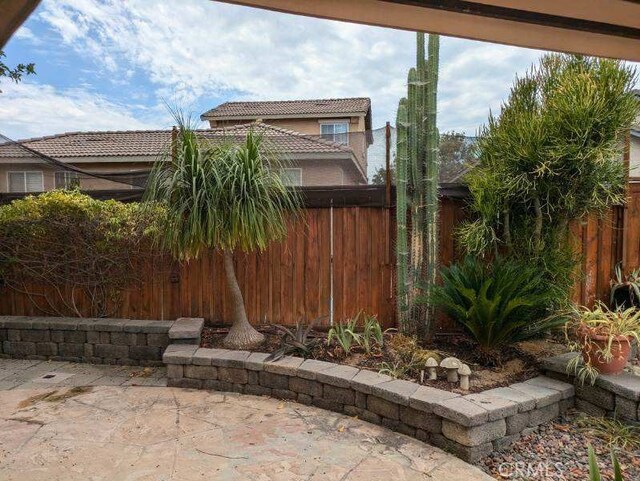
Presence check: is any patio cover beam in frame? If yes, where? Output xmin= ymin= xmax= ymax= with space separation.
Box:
xmin=0 ymin=0 xmax=40 ymax=50
xmin=1 ymin=1 xmax=638 ymax=60
xmin=214 ymin=0 xmax=640 ymax=61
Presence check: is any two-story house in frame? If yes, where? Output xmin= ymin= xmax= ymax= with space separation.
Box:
xmin=0 ymin=97 xmax=372 ymax=193
xmin=201 ymin=97 xmax=372 ymax=185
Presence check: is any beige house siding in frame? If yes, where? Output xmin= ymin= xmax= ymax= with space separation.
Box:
xmin=0 ymin=158 xmax=362 ymax=192
xmin=0 ymin=161 xmax=149 ymax=192
xmin=631 ymin=134 xmax=640 ymax=178
xmin=209 ymin=116 xmax=369 ymax=176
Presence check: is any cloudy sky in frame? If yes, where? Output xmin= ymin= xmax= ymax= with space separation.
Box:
xmin=0 ymin=0 xmax=629 ymax=141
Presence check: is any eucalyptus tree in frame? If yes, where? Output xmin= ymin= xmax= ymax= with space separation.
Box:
xmin=460 ymin=54 xmax=638 ymax=300
xmin=145 ymin=118 xmax=300 ymax=349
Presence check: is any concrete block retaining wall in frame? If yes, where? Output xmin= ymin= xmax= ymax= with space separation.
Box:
xmin=543 ymin=353 xmax=640 ymax=422
xmin=164 ymin=344 xmax=575 ymax=463
xmin=0 ymin=316 xmax=184 ymax=366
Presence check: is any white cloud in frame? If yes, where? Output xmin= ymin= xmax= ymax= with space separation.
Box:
xmin=34 ymin=0 xmax=550 ymax=134
xmin=12 ymin=26 xmax=41 ymax=45
xmin=0 ymin=81 xmax=157 ymax=140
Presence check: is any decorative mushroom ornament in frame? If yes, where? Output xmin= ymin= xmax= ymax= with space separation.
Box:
xmin=425 ymin=357 xmax=438 ymax=380
xmin=458 ymin=364 xmax=471 ymax=391
xmin=440 ymin=357 xmax=462 ymax=382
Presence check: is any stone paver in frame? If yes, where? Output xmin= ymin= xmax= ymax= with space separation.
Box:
xmin=0 ymin=359 xmax=492 ymax=480
xmin=0 ymin=358 xmax=167 ymax=389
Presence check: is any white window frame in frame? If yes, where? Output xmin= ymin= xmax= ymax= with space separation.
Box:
xmin=55 ymin=171 xmax=80 ymax=189
xmin=280 ymin=168 xmax=302 ymax=187
xmin=319 ymin=120 xmax=350 ymax=145
xmin=7 ymin=171 xmax=44 ymax=193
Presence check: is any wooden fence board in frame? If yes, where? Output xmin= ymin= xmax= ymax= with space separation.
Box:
xmin=3 ymin=188 xmax=640 ymax=331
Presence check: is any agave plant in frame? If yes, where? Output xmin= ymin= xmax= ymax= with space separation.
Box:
xmin=610 ymin=263 xmax=640 ymax=309
xmin=429 ymin=256 xmax=566 ymax=355
xmin=265 ymin=317 xmax=324 ymax=362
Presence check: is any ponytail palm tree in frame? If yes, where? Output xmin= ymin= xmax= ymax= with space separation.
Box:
xmin=145 ymin=119 xmax=301 ymax=349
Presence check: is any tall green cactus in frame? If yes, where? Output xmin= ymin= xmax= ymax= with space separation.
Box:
xmin=422 ymin=34 xmax=440 ymax=332
xmin=395 ymin=32 xmax=440 ymax=337
xmin=396 ymin=99 xmax=410 ymax=329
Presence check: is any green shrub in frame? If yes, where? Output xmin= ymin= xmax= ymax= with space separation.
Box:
xmin=459 ymin=54 xmax=638 ymax=307
xmin=429 ymin=256 xmax=566 ymax=354
xmin=0 ymin=190 xmax=163 ymax=317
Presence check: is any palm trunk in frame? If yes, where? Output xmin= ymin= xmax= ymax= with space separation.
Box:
xmin=222 ymin=249 xmax=265 ymax=349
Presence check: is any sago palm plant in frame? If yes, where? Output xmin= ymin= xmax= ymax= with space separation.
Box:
xmin=429 ymin=256 xmax=566 ymax=356
xmin=145 ymin=114 xmax=300 ymax=349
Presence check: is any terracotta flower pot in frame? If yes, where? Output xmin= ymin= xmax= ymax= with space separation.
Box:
xmin=580 ymin=331 xmax=632 ymax=375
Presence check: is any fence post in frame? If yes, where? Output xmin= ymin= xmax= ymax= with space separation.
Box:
xmin=385 ymin=121 xmax=391 ymax=207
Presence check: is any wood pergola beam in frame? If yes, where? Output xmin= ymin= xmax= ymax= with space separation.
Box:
xmin=215 ymin=0 xmax=640 ymax=61
xmin=1 ymin=0 xmax=638 ymax=60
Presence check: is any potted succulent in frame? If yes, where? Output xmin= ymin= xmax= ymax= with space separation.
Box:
xmin=566 ymin=303 xmax=640 ymax=380
xmin=610 ymin=264 xmax=640 ymax=309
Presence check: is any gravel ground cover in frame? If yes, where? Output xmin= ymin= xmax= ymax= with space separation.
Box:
xmin=480 ymin=410 xmax=640 ymax=480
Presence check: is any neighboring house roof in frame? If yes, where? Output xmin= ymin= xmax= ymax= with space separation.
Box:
xmin=0 ymin=122 xmax=367 ymax=182
xmin=0 ymin=122 xmax=353 ymax=158
xmin=201 ymin=97 xmax=373 ymax=132
xmin=202 ymin=97 xmax=370 ymax=119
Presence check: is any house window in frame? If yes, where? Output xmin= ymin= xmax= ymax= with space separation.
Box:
xmin=8 ymin=171 xmax=43 ymax=193
xmin=280 ymin=168 xmax=302 ymax=186
xmin=55 ymin=171 xmax=80 ymax=189
xmin=320 ymin=122 xmax=349 ymax=145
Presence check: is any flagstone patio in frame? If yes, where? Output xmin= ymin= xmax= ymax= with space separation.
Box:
xmin=0 ymin=359 xmax=492 ymax=480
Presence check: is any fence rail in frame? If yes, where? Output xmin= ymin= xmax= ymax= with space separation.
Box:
xmin=2 ymin=184 xmax=640 ymax=332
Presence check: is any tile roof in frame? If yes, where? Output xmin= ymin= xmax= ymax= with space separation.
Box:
xmin=201 ymin=97 xmax=371 ymax=119
xmin=0 ymin=122 xmax=353 ymax=159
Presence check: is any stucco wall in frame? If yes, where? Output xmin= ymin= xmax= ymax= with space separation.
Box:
xmin=210 ymin=116 xmax=369 ymax=176
xmin=0 ymin=161 xmax=148 ymax=192
xmin=0 ymin=158 xmax=363 ymax=192
xmin=630 ymin=134 xmax=640 ymax=178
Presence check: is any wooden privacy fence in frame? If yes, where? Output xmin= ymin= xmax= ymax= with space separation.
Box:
xmin=2 ymin=184 xmax=640 ymax=332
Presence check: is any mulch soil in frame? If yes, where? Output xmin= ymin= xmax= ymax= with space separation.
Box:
xmin=201 ymin=325 xmax=568 ymax=393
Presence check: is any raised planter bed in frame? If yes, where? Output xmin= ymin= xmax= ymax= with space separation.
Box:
xmin=0 ymin=315 xmax=181 ymax=366
xmin=542 ymin=352 xmax=640 ymax=422
xmin=164 ymin=343 xmax=575 ymax=462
